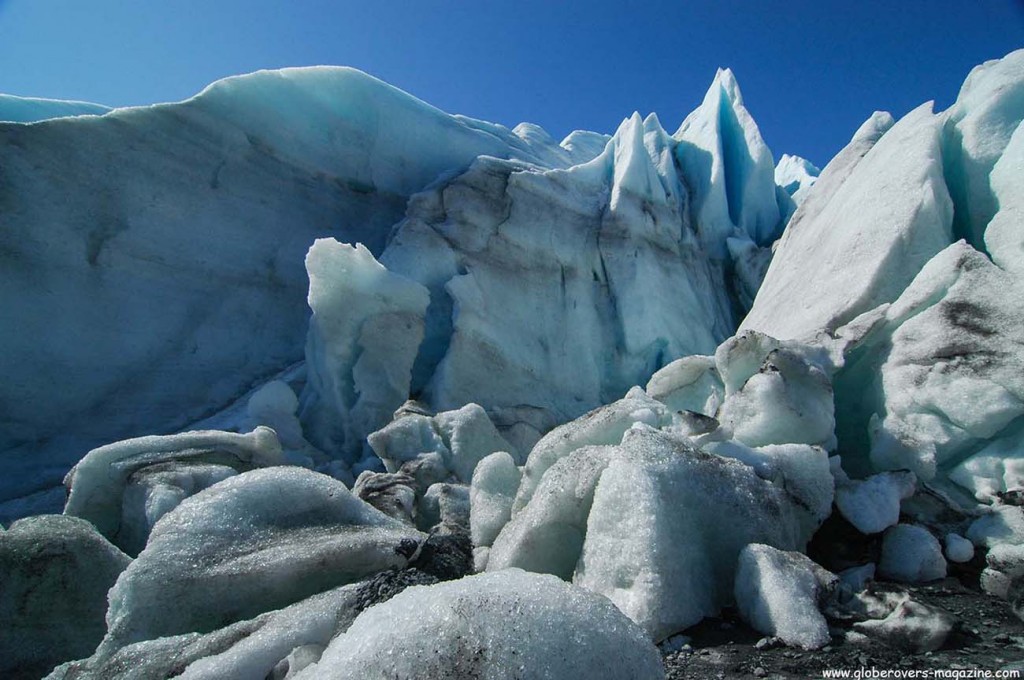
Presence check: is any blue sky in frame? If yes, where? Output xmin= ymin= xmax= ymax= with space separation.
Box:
xmin=0 ymin=1 xmax=1021 ymax=167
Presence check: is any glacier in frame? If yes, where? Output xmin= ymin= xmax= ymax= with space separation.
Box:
xmin=1 ymin=47 xmax=1023 ymax=678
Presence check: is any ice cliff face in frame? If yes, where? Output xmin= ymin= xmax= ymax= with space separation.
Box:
xmin=0 ymin=65 xmax=788 ymax=507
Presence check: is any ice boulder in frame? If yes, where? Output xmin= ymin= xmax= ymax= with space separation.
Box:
xmin=300 ymin=239 xmax=430 ymax=461
xmin=367 ymin=403 xmax=516 ymax=487
xmin=291 ymin=570 xmax=664 ymax=680
xmin=734 ymin=544 xmax=838 ymax=650
xmin=491 ymin=426 xmax=822 ymax=639
xmin=1 ymin=515 xmax=130 ymax=680
xmin=944 ymin=532 xmax=975 ymax=563
xmin=512 ymin=387 xmax=673 ymax=513
xmin=834 ymin=471 xmax=917 ymax=534
xmin=878 ymin=524 xmax=947 ymax=583
xmin=645 ymin=354 xmax=723 ymax=415
xmin=469 ymin=451 xmax=521 ymax=548
xmin=63 ymin=427 xmax=283 ymax=553
xmin=715 ymin=345 xmax=835 ymax=450
xmin=100 ymin=467 xmax=423 ymax=651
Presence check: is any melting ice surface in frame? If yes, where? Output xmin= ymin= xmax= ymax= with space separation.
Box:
xmin=1 ymin=48 xmax=1024 ymax=679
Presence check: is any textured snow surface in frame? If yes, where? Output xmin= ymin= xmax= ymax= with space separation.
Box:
xmin=101 ymin=466 xmax=422 ymax=651
xmin=63 ymin=426 xmax=283 ymax=554
xmin=734 ymin=544 xmax=837 ymax=650
xmin=292 ymin=570 xmax=664 ymax=680
xmin=0 ymin=515 xmax=130 ymax=679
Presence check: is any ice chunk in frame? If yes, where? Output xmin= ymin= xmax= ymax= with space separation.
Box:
xmin=101 ymin=467 xmax=423 ymax=651
xmin=367 ymin=403 xmax=515 ymax=487
xmin=861 ymin=242 xmax=1024 ymax=480
xmin=469 ymin=451 xmax=521 ymax=548
xmin=774 ymin=153 xmax=820 ymax=207
xmin=292 ymin=570 xmax=664 ymax=680
xmin=675 ymin=68 xmax=782 ymax=255
xmin=985 ymin=120 xmax=1024 ymax=276
xmin=512 ymin=388 xmax=673 ymax=513
xmin=834 ymin=471 xmax=917 ymax=534
xmin=434 ymin=403 xmax=516 ymax=482
xmin=646 ymin=355 xmax=723 ymax=416
xmin=942 ymin=49 xmax=1024 ymax=248
xmin=716 ymin=347 xmax=835 ymax=449
xmin=300 ymin=239 xmax=430 ymax=460
xmin=63 ymin=427 xmax=283 ymax=551
xmin=418 ymin=482 xmax=471 ymax=531
xmin=945 ymin=533 xmax=975 ymax=563
xmin=734 ymin=544 xmax=837 ymax=650
xmin=948 ymin=430 xmax=1024 ymax=502
xmin=742 ymin=103 xmax=951 ymax=340
xmin=352 ymin=472 xmax=417 ymax=524
xmin=967 ymin=504 xmax=1024 ymax=548
xmin=247 ymin=380 xmax=317 ymax=456
xmin=838 ymin=563 xmax=876 ymax=593
xmin=878 ymin=524 xmax=947 ymax=583
xmin=495 ymin=426 xmax=819 ymax=639
xmin=0 ymin=515 xmax=130 ymax=679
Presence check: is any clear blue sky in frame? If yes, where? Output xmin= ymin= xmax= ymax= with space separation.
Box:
xmin=0 ymin=0 xmax=1021 ymax=167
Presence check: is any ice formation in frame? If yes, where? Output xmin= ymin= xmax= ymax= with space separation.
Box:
xmin=2 ymin=45 xmax=1023 ymax=678
xmin=734 ymin=544 xmax=838 ymax=650
xmin=292 ymin=570 xmax=664 ymax=680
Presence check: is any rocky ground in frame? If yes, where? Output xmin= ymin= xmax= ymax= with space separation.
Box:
xmin=661 ymin=578 xmax=1024 ymax=679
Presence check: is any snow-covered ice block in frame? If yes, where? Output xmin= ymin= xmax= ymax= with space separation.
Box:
xmin=63 ymin=427 xmax=283 ymax=550
xmin=1 ymin=515 xmax=130 ymax=679
xmin=742 ymin=102 xmax=951 ymax=340
xmin=942 ymin=49 xmax=1024 ymax=248
xmin=967 ymin=504 xmax=1024 ymax=548
xmin=512 ymin=388 xmax=672 ymax=514
xmin=834 ymin=471 xmax=917 ymax=534
xmin=434 ymin=403 xmax=517 ymax=482
xmin=646 ymin=355 xmax=722 ymax=415
xmin=494 ymin=426 xmax=820 ymax=639
xmin=292 ymin=570 xmax=664 ymax=680
xmin=367 ymin=403 xmax=515 ymax=488
xmin=945 ymin=533 xmax=975 ymax=563
xmin=734 ymin=544 xmax=838 ymax=650
xmin=100 ymin=467 xmax=423 ymax=651
xmin=47 ymin=570 xmax=438 ymax=680
xmin=948 ymin=431 xmax=1024 ymax=502
xmin=418 ymin=482 xmax=471 ymax=531
xmin=878 ymin=524 xmax=947 ymax=583
xmin=301 ymin=239 xmax=429 ymax=460
xmin=862 ymin=242 xmax=1024 ymax=481
xmin=716 ymin=346 xmax=835 ymax=450
xmin=470 ymin=451 xmax=521 ymax=548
